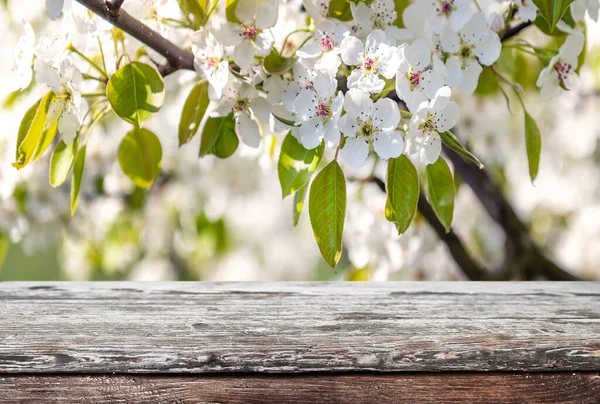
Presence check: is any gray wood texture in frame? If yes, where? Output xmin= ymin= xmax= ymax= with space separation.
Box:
xmin=1 ymin=282 xmax=599 ymax=374
xmin=2 ymin=373 xmax=599 ymax=403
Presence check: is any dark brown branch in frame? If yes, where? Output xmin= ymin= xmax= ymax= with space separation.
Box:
xmin=370 ymin=178 xmax=499 ymax=281
xmin=443 ymin=139 xmax=583 ymax=281
xmin=104 ymin=0 xmax=125 ymax=17
xmin=502 ymin=21 xmax=532 ymax=41
xmin=416 ymin=193 xmax=500 ymax=280
xmin=76 ymin=0 xmax=195 ymax=76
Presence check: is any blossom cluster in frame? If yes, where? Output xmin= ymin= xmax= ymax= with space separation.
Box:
xmin=8 ymin=0 xmax=591 ymax=167
xmin=2 ymin=0 xmax=599 ymax=274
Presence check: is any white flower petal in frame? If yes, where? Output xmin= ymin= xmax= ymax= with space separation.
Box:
xmin=299 ymin=118 xmax=325 ymax=149
xmin=458 ymin=60 xmax=482 ymax=95
xmin=47 ymin=0 xmax=65 ymax=20
xmin=420 ymin=69 xmax=444 ymax=100
xmin=340 ymin=137 xmax=370 ymax=167
xmin=420 ymin=133 xmax=442 ymax=165
xmin=249 ymin=97 xmax=271 ymax=123
xmin=234 ymin=40 xmax=255 ymax=72
xmin=373 ymin=130 xmax=404 ymax=160
xmin=218 ymin=23 xmax=243 ymax=46
xmin=343 ymin=88 xmax=372 ymax=117
xmin=340 ymin=36 xmax=363 ymax=66
xmin=235 ymin=112 xmax=261 ymax=147
xmin=435 ymin=101 xmax=460 ymax=132
xmin=323 ymin=120 xmax=340 ymax=148
xmin=373 ymin=98 xmax=400 ymax=131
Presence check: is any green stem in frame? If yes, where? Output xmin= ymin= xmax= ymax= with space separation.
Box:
xmin=97 ymin=37 xmax=108 ymax=76
xmin=205 ymin=0 xmax=220 ymax=21
xmin=69 ymin=45 xmax=108 ymax=79
xmin=82 ymin=73 xmax=105 ymax=83
xmin=84 ymin=107 xmax=112 ymax=142
xmin=82 ymin=92 xmax=107 ymax=98
xmin=282 ymin=28 xmax=313 ymax=52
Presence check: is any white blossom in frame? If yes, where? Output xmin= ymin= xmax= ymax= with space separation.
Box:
xmin=406 ymin=86 xmax=459 ymax=165
xmin=35 ymin=56 xmax=83 ymax=144
xmin=418 ymin=0 xmax=473 ymax=33
xmin=537 ymin=33 xmax=585 ymax=99
xmin=212 ymin=79 xmax=271 ymax=148
xmin=396 ymin=39 xmax=444 ymax=112
xmin=218 ymin=0 xmax=278 ymax=71
xmin=192 ymin=30 xmax=229 ymax=100
xmin=302 ymin=0 xmax=331 ymax=23
xmin=341 ymin=30 xmax=400 ymax=94
xmin=441 ymin=12 xmax=501 ymax=94
xmin=350 ymin=0 xmax=412 ymax=43
xmin=515 ymin=0 xmax=538 ymax=22
xmin=46 ymin=0 xmax=72 ymax=20
xmin=7 ymin=19 xmax=35 ymax=93
xmin=292 ymin=71 xmax=344 ymax=149
xmin=338 ymin=89 xmax=404 ymax=166
xmin=571 ymin=0 xmax=599 ymax=22
xmin=296 ymin=21 xmax=350 ymax=76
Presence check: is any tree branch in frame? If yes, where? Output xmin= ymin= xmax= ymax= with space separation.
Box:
xmin=416 ymin=193 xmax=499 ymax=280
xmin=76 ymin=0 xmax=195 ymax=76
xmin=444 ymin=137 xmax=584 ymax=281
xmin=502 ymin=21 xmax=532 ymax=41
xmin=370 ymin=177 xmax=501 ymax=280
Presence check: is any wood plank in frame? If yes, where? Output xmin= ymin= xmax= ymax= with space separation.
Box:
xmin=0 ymin=282 xmax=599 ymax=373
xmin=1 ymin=373 xmax=599 ymax=403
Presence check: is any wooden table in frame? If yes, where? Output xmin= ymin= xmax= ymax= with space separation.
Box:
xmin=1 ymin=282 xmax=599 ymax=403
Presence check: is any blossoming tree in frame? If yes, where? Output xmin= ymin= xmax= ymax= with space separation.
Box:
xmin=6 ymin=0 xmax=597 ymax=276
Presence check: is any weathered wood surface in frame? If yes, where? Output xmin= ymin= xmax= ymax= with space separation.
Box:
xmin=1 ymin=373 xmax=599 ymax=403
xmin=0 ymin=282 xmax=599 ymax=374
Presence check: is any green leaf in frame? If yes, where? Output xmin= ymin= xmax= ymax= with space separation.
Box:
xmin=13 ymin=91 xmax=54 ymax=170
xmin=426 ymin=157 xmax=455 ymax=233
xmin=118 ymin=127 xmax=163 ymax=189
xmin=328 ymin=0 xmax=353 ymax=21
xmin=199 ymin=113 xmax=239 ymax=158
xmin=385 ymin=155 xmax=419 ymax=235
xmin=0 ymin=232 xmax=8 ymax=271
xmin=50 ymin=138 xmax=78 ymax=187
xmin=264 ymin=48 xmax=296 ymax=75
xmin=293 ymin=183 xmax=309 ymax=226
xmin=71 ymin=144 xmax=87 ymax=216
xmin=524 ymin=110 xmax=542 ymax=182
xmin=309 ymin=160 xmax=346 ymax=268
xmin=278 ymin=134 xmax=324 ymax=198
xmin=15 ymin=98 xmax=41 ymax=161
xmin=177 ymin=0 xmax=210 ymax=27
xmin=32 ymin=115 xmax=59 ymax=162
xmin=226 ymin=0 xmax=240 ymax=23
xmin=532 ymin=0 xmax=576 ymax=32
xmin=440 ymin=131 xmax=484 ymax=169
xmin=107 ymin=62 xmax=165 ymax=127
xmin=179 ymin=81 xmax=210 ymax=146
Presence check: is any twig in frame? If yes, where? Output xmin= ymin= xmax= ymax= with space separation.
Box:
xmin=104 ymin=0 xmax=126 ymax=17
xmin=502 ymin=21 xmax=532 ymax=40
xmin=75 ymin=0 xmax=194 ymax=76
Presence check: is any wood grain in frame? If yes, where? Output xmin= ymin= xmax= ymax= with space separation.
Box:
xmin=0 ymin=282 xmax=599 ymax=374
xmin=1 ymin=373 xmax=599 ymax=403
